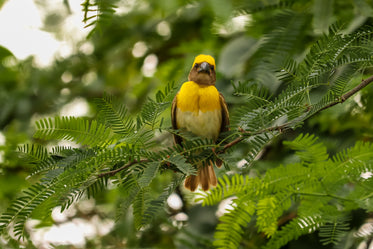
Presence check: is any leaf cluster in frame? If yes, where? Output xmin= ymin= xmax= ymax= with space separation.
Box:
xmin=200 ymin=134 xmax=373 ymax=249
xmin=0 ymin=82 xmax=196 ymax=239
xmin=1 ymin=14 xmax=373 ymax=249
xmin=81 ymin=0 xmax=118 ymax=37
xmin=197 ymin=24 xmax=373 ymax=249
xmin=226 ymin=25 xmax=373 ymax=167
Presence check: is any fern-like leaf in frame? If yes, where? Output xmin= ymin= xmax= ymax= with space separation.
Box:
xmin=140 ymin=98 xmax=169 ymax=130
xmin=17 ymin=144 xmax=49 ymax=163
xmin=115 ymin=174 xmax=141 ymax=221
xmin=139 ymin=81 xmax=178 ymax=130
xmin=319 ymin=215 xmax=350 ymax=245
xmin=263 ymin=216 xmax=323 ymax=249
xmin=81 ymin=0 xmax=117 ymax=36
xmin=155 ymin=81 xmax=178 ymax=103
xmin=34 ymin=116 xmax=113 ymax=147
xmin=283 ymin=133 xmax=328 ymax=164
xmin=197 ymin=174 xmax=249 ymax=206
xmin=0 ymin=183 xmax=55 ymax=239
xmin=165 ymin=153 xmax=196 ymax=176
xmin=214 ymin=198 xmax=256 ymax=249
xmin=132 ymin=187 xmax=149 ymax=229
xmin=140 ymin=174 xmax=184 ymax=227
xmin=202 ymin=134 xmax=373 ymax=248
xmin=138 ymin=162 xmax=160 ymax=188
xmin=95 ymin=94 xmax=135 ymax=136
xmin=256 ymin=193 xmax=293 ymax=237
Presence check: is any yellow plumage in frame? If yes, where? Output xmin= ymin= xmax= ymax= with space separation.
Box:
xmin=192 ymin=54 xmax=216 ymax=69
xmin=176 ymin=81 xmax=221 ymax=112
xmin=175 ymin=81 xmax=222 ymax=140
xmin=171 ymin=54 xmax=229 ymax=191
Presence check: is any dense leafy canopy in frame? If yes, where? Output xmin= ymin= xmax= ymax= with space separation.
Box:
xmin=1 ymin=0 xmax=373 ymax=248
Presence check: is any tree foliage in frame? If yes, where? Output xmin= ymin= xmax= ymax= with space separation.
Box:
xmin=1 ymin=0 xmax=373 ymax=248
xmin=200 ymin=134 xmax=373 ymax=248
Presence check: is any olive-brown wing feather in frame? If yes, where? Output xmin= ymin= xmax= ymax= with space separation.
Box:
xmin=215 ymin=93 xmax=229 ymax=168
xmin=171 ymin=93 xmax=183 ymax=146
xmin=219 ymin=93 xmax=230 ymax=133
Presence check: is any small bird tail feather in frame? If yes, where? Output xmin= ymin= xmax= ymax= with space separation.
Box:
xmin=215 ymin=158 xmax=223 ymax=168
xmin=184 ymin=163 xmax=217 ymax=191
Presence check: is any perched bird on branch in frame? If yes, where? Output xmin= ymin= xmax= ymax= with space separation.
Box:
xmin=171 ymin=54 xmax=229 ymax=191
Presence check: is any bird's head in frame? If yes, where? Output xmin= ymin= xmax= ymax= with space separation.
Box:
xmin=188 ymin=54 xmax=216 ymax=85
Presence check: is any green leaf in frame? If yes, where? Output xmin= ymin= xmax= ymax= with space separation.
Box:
xmin=0 ymin=183 xmax=55 ymax=239
xmin=138 ymin=162 xmax=160 ymax=188
xmin=34 ymin=116 xmax=113 ymax=147
xmin=283 ymin=133 xmax=328 ymax=164
xmin=214 ymin=198 xmax=256 ymax=249
xmin=95 ymin=94 xmax=135 ymax=136
xmin=165 ymin=153 xmax=196 ymax=175
xmin=263 ymin=216 xmax=323 ymax=249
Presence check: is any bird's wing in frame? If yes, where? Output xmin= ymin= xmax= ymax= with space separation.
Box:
xmin=219 ymin=93 xmax=230 ymax=133
xmin=214 ymin=93 xmax=230 ymax=168
xmin=171 ymin=93 xmax=183 ymax=145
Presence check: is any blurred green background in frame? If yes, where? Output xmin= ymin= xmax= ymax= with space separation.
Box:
xmin=1 ymin=0 xmax=373 ymax=248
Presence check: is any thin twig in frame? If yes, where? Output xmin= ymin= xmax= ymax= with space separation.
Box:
xmin=318 ymin=74 xmax=373 ymax=112
xmin=221 ymin=122 xmax=292 ymax=153
xmin=222 ymin=135 xmax=243 ymax=151
xmin=221 ymin=74 xmax=373 ymax=152
xmin=98 ymin=75 xmax=373 ymax=177
xmin=97 ymin=159 xmax=150 ymax=178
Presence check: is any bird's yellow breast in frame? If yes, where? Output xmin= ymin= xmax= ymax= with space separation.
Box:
xmin=175 ymin=81 xmax=222 ymax=140
xmin=176 ymin=81 xmax=220 ymax=113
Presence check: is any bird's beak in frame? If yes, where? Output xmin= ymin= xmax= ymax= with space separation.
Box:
xmin=198 ymin=61 xmax=210 ymax=74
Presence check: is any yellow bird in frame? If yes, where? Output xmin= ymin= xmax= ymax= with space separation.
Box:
xmin=171 ymin=54 xmax=229 ymax=191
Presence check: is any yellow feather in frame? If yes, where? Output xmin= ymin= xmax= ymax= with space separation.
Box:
xmin=176 ymin=81 xmax=220 ymax=113
xmin=175 ymin=81 xmax=222 ymax=140
xmin=192 ymin=54 xmax=216 ymax=69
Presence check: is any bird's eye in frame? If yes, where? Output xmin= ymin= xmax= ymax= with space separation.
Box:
xmin=210 ymin=65 xmax=214 ymax=70
xmin=194 ymin=63 xmax=199 ymax=68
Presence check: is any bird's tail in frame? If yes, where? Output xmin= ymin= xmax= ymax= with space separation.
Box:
xmin=184 ymin=162 xmax=217 ymax=191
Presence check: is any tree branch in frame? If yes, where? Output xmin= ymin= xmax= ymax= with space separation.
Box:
xmin=97 ymin=159 xmax=150 ymax=178
xmin=222 ymin=74 xmax=373 ymax=152
xmin=318 ymin=74 xmax=373 ymax=112
xmin=220 ymin=122 xmax=292 ymax=153
xmin=98 ymin=75 xmax=373 ymax=177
